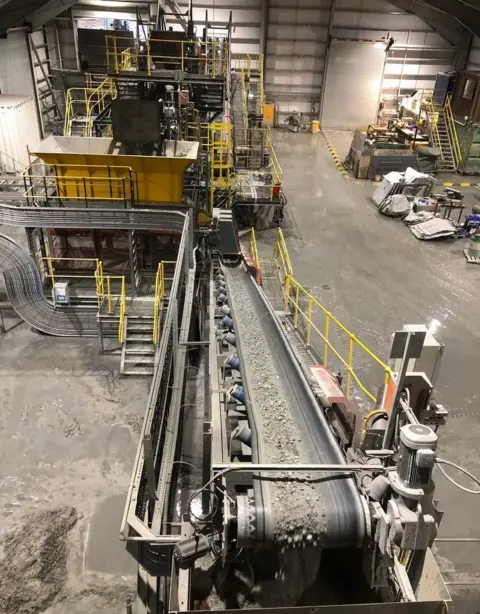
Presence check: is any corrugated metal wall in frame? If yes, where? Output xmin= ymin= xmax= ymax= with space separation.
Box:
xmin=176 ymin=0 xmax=262 ymax=55
xmin=21 ymin=0 xmax=463 ymax=130
xmin=265 ymin=0 xmax=331 ymax=122
xmin=467 ymin=36 xmax=480 ymax=71
xmin=332 ymin=0 xmax=456 ymax=108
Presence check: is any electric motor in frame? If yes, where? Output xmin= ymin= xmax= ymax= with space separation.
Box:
xmin=397 ymin=424 xmax=437 ymax=489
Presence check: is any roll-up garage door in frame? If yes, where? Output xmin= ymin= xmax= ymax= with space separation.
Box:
xmin=321 ymin=40 xmax=386 ymax=130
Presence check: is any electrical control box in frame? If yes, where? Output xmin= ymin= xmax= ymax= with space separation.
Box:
xmin=52 ymin=282 xmax=70 ymax=306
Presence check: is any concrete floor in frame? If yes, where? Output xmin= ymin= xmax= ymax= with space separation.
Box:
xmin=0 ymin=227 xmax=149 ymax=614
xmin=262 ymin=130 xmax=480 ymax=612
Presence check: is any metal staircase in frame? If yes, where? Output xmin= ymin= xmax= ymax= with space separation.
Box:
xmin=248 ymin=78 xmax=263 ymax=118
xmin=121 ymin=298 xmax=156 ymax=375
xmin=0 ymin=152 xmax=26 ymax=201
xmin=232 ymin=74 xmax=247 ymax=139
xmin=426 ymin=97 xmax=462 ymax=172
xmin=431 ymin=104 xmax=456 ymax=171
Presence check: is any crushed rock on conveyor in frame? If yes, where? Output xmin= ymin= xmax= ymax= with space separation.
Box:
xmin=226 ymin=266 xmax=327 ymax=548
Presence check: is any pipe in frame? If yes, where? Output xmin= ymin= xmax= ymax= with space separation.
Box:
xmin=213 ymin=463 xmax=385 ymax=473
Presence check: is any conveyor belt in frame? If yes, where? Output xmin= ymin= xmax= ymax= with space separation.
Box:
xmin=0 ymin=204 xmax=186 ymax=336
xmin=225 ymin=266 xmax=365 ymax=549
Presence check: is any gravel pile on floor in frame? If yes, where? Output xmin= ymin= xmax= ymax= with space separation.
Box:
xmin=226 ymin=266 xmax=326 ymax=546
xmin=0 ymin=507 xmax=78 ymax=614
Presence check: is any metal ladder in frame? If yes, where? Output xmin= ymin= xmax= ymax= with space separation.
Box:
xmin=28 ymin=26 xmax=64 ymax=134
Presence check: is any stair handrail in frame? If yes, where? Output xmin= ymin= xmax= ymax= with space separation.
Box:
xmin=153 ymin=261 xmax=165 ymax=344
xmin=240 ymin=67 xmax=249 ymax=131
xmin=0 ymin=151 xmax=24 ymax=173
xmin=84 ymin=77 xmax=116 ymax=138
xmin=119 ymin=277 xmax=126 ymax=343
xmin=444 ymin=93 xmax=462 ymax=168
xmin=426 ymin=99 xmax=443 ymax=160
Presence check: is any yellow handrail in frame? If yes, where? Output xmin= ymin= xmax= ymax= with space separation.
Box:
xmin=250 ymin=227 xmax=261 ymax=284
xmin=153 ymin=260 xmax=177 ymax=343
xmin=106 ymin=36 xmax=229 ymax=79
xmin=84 ymin=77 xmax=116 ymax=137
xmin=272 ymin=229 xmax=391 ymax=406
xmin=119 ymin=277 xmax=126 ymax=343
xmin=444 ymin=93 xmax=462 ymax=167
xmin=153 ymin=261 xmax=164 ymax=344
xmin=240 ymin=68 xmax=249 ymax=132
xmin=427 ymin=99 xmax=442 ymax=159
xmin=43 ymin=257 xmax=125 ymax=337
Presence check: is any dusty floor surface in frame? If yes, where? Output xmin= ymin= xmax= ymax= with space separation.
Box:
xmin=0 ymin=226 xmax=149 ymax=613
xmin=263 ymin=130 xmax=480 ymax=612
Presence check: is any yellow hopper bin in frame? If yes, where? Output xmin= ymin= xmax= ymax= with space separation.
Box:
xmin=31 ymin=136 xmax=199 ymax=204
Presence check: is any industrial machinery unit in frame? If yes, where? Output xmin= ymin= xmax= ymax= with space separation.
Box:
xmin=0 ymin=4 xmax=460 ymax=614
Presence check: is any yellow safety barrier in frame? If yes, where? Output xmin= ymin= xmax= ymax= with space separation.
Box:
xmin=83 ymin=77 xmax=116 ymax=137
xmin=209 ymin=122 xmax=233 ymax=210
xmin=444 ymin=93 xmax=462 ymax=167
xmin=23 ymin=162 xmax=138 ymax=206
xmin=106 ymin=36 xmax=229 ymax=79
xmin=240 ymin=68 xmax=249 ymax=132
xmin=42 ymin=255 xmax=127 ymax=342
xmin=153 ymin=261 xmax=165 ymax=344
xmin=426 ymin=99 xmax=442 ymax=159
xmin=273 ymin=229 xmax=391 ymax=406
xmin=153 ymin=260 xmax=177 ymax=343
xmin=250 ymin=227 xmax=261 ymax=284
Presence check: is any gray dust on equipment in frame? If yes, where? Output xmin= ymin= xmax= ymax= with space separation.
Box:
xmin=227 ymin=265 xmax=327 ymax=547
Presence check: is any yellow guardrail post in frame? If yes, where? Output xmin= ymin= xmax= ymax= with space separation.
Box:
xmin=284 ymin=275 xmax=290 ymax=312
xmin=306 ymin=296 xmax=313 ymax=346
xmin=294 ymin=282 xmax=300 ymax=328
xmin=106 ymin=276 xmax=112 ymax=314
xmin=445 ymin=93 xmax=462 ymax=167
xmin=323 ymin=313 xmax=330 ymax=366
xmin=47 ymin=256 xmax=55 ymax=286
xmin=347 ymin=333 xmax=354 ymax=399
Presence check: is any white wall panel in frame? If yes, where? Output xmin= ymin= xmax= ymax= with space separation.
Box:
xmin=329 ymin=0 xmax=456 ymax=113
xmin=321 ymin=40 xmax=385 ymax=129
xmin=268 ymin=24 xmax=328 ymax=42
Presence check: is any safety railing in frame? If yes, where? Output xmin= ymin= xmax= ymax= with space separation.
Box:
xmin=64 ymin=76 xmax=116 ymax=137
xmin=250 ymin=227 xmax=261 ymax=284
xmin=0 ymin=150 xmax=24 ymax=173
xmin=235 ymin=136 xmax=283 ymax=202
xmin=42 ymin=256 xmax=126 ymax=340
xmin=83 ymin=77 xmax=116 ymax=137
xmin=22 ymin=162 xmax=139 ymax=208
xmin=153 ymin=261 xmax=166 ymax=344
xmin=426 ymin=99 xmax=442 ymax=158
xmin=153 ymin=260 xmax=177 ymax=343
xmin=231 ymin=53 xmax=263 ymax=76
xmin=209 ymin=122 xmax=234 ymax=210
xmin=64 ymin=87 xmax=93 ymax=136
xmin=240 ymin=68 xmax=249 ymax=132
xmin=273 ymin=229 xmax=391 ymax=407
xmin=106 ymin=36 xmax=229 ymax=79
xmin=444 ymin=93 xmax=462 ymax=168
